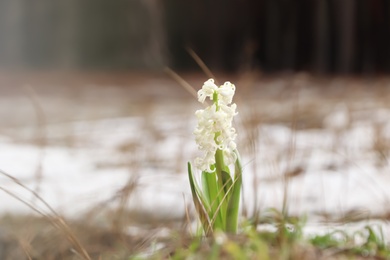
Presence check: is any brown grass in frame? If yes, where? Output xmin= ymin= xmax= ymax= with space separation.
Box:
xmin=1 ymin=71 xmax=390 ymax=258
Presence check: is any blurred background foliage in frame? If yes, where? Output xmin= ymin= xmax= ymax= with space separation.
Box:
xmin=0 ymin=0 xmax=390 ymax=73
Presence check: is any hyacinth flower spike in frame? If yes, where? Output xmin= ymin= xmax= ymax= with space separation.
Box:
xmin=188 ymin=79 xmax=242 ymax=235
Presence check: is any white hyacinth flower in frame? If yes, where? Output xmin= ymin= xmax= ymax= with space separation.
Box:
xmin=197 ymin=79 xmax=218 ymax=103
xmin=194 ymin=79 xmax=238 ymax=172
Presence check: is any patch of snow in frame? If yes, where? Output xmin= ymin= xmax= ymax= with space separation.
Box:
xmin=0 ymin=103 xmax=390 ymax=242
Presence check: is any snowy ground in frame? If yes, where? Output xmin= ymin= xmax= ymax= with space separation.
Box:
xmin=1 ymin=72 xmax=390 ymax=237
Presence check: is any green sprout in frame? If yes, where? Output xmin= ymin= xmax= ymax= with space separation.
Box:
xmin=188 ymin=79 xmax=242 ymax=235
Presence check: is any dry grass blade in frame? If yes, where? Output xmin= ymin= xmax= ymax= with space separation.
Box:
xmin=186 ymin=47 xmax=217 ymax=82
xmin=0 ymin=169 xmax=91 ymax=260
xmin=165 ymin=67 xmax=198 ymax=99
xmin=182 ymin=194 xmax=194 ymax=236
xmin=0 ymin=169 xmax=56 ymax=215
xmin=111 ymin=175 xmax=139 ymax=232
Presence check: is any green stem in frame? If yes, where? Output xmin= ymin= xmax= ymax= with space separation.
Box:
xmin=215 ymin=148 xmax=227 ymax=229
xmin=203 ymin=169 xmax=224 ymax=231
xmin=210 ymin=91 xmax=227 ymax=230
xmin=213 ymin=92 xmax=219 ymax=109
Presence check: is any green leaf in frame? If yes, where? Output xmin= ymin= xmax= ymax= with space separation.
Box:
xmin=201 ymin=168 xmax=212 ymax=206
xmin=191 ymin=170 xmax=211 ymax=213
xmin=187 ymin=162 xmax=212 ymax=235
xmin=221 ymin=170 xmax=233 ymax=196
xmin=226 ymin=150 xmax=242 ymax=233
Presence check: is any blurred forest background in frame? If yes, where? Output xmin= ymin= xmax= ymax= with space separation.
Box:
xmin=0 ymin=0 xmax=390 ymax=74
